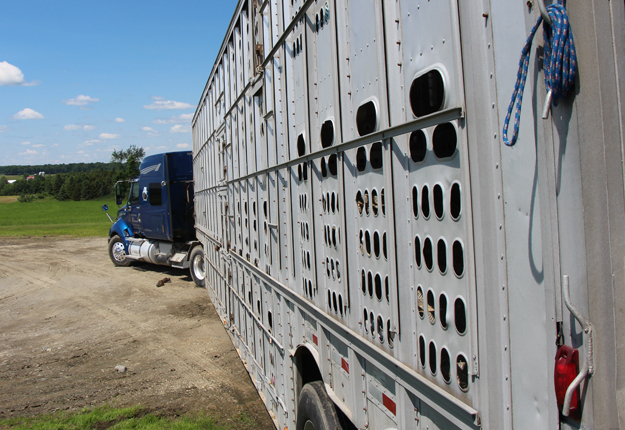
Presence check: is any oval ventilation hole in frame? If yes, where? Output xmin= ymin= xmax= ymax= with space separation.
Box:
xmin=377 ymin=316 xmax=384 ymax=343
xmin=412 ymin=186 xmax=419 ymax=218
xmin=309 ymin=280 xmax=313 ymax=297
xmin=383 ymin=232 xmax=387 ymax=260
xmin=455 ymin=297 xmax=467 ymax=335
xmin=263 ymin=201 xmax=267 ymax=217
xmin=441 ymin=348 xmax=451 ymax=384
xmin=373 ymin=231 xmax=380 ymax=258
xmin=370 ymin=142 xmax=383 ymax=169
xmin=427 ymin=289 xmax=436 ymax=324
xmin=385 ymin=276 xmax=389 ymax=303
xmin=356 ymin=101 xmax=377 ymax=136
xmin=359 ymin=230 xmax=364 ymax=255
xmin=375 ymin=274 xmax=382 ymax=301
xmin=367 ymin=271 xmax=373 ymax=297
xmin=297 ymin=134 xmax=306 ymax=157
xmin=331 ymin=192 xmax=336 ymax=213
xmin=453 ymin=240 xmax=464 ymax=277
xmin=331 ymin=226 xmax=337 ymax=248
xmin=410 ymin=69 xmax=445 ymax=117
xmin=381 ymin=188 xmax=385 ymax=215
xmin=267 ymin=311 xmax=273 ymax=330
xmin=417 ymin=286 xmax=424 ymax=319
xmin=439 ymin=293 xmax=448 ymax=330
xmin=421 ymin=185 xmax=430 ymax=218
xmin=321 ymin=157 xmax=328 ymax=177
xmin=321 ymin=120 xmax=334 ymax=148
xmin=338 ymin=294 xmax=343 ymax=316
xmin=370 ymin=311 xmax=375 ymax=336
xmin=365 ymin=230 xmax=371 ymax=256
xmin=333 ymin=292 xmax=338 ymax=314
xmin=356 ymin=147 xmax=367 ymax=172
xmin=433 ymin=184 xmax=444 ymax=219
xmin=327 ymin=290 xmax=331 ymax=307
xmin=364 ymin=190 xmax=370 ymax=215
xmin=336 ymin=262 xmax=341 ymax=282
xmin=361 ymin=269 xmax=366 ymax=294
xmin=450 ymin=183 xmax=461 ymax=221
xmin=326 ymin=257 xmax=330 ymax=277
xmin=330 ymin=259 xmax=335 ymax=280
xmin=387 ymin=320 xmax=394 ymax=348
xmin=356 ymin=191 xmax=364 ymax=215
xmin=438 ymin=238 xmax=447 ymax=274
xmin=429 ymin=341 xmax=437 ymax=375
xmin=414 ymin=235 xmax=422 ymax=268
xmin=302 ymin=162 xmax=308 ymax=181
xmin=419 ymin=335 xmax=426 ymax=367
xmin=371 ymin=189 xmax=379 ymax=216
xmin=410 ymin=129 xmax=427 ymax=162
xmin=363 ymin=309 xmax=369 ymax=333
xmin=328 ymin=153 xmax=338 ymax=176
xmin=433 ymin=123 xmax=457 ymax=159
xmin=297 ymin=165 xmax=303 ymax=182
xmin=423 ymin=237 xmax=433 ymax=271
xmin=457 ymin=354 xmax=469 ymax=391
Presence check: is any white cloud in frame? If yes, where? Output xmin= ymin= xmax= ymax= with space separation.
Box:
xmin=115 ymin=117 xmax=126 ymax=123
xmin=64 ymin=124 xmax=81 ymax=130
xmin=32 ymin=144 xmax=45 ymax=148
xmin=99 ymin=133 xmax=120 ymax=139
xmin=20 ymin=141 xmax=31 ymax=145
xmin=0 ymin=61 xmax=39 ymax=86
xmin=170 ymin=124 xmax=190 ymax=133
xmin=83 ymin=125 xmax=96 ymax=131
xmin=62 ymin=95 xmax=100 ymax=107
xmin=84 ymin=139 xmax=103 ymax=146
xmin=142 ymin=126 xmax=155 ymax=132
xmin=0 ymin=125 xmax=8 ymax=132
xmin=177 ymin=143 xmax=190 ymax=149
xmin=152 ymin=113 xmax=194 ymax=124
xmin=144 ymin=97 xmax=194 ymax=110
xmin=19 ymin=149 xmax=38 ymax=155
xmin=64 ymin=124 xmax=96 ymax=131
xmin=12 ymin=108 xmax=44 ymax=120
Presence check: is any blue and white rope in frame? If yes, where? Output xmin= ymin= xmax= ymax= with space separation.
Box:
xmin=502 ymin=2 xmax=577 ymax=146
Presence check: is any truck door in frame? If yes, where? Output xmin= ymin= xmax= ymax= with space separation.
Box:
xmin=127 ymin=181 xmax=142 ymax=234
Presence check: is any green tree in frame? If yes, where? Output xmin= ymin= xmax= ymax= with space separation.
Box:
xmin=111 ymin=145 xmax=145 ymax=178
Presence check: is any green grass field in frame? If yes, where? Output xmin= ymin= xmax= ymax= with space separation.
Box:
xmin=0 ymin=405 xmax=253 ymax=430
xmin=0 ymin=195 xmax=116 ymax=237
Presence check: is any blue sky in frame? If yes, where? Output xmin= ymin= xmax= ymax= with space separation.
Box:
xmin=0 ymin=0 xmax=237 ymax=167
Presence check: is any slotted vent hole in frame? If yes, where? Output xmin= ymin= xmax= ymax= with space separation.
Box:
xmin=263 ymin=201 xmax=267 ymax=217
xmin=421 ymin=185 xmax=430 ymax=218
xmin=457 ymin=355 xmax=469 ymax=391
xmin=417 ymin=287 xmax=424 ymax=319
xmin=385 ymin=276 xmax=389 ymax=302
xmin=375 ymin=274 xmax=382 ymax=301
xmin=441 ymin=348 xmax=451 ymax=384
xmin=412 ymin=186 xmax=419 ymax=218
xmin=433 ymin=123 xmax=457 ymax=159
xmin=377 ymin=316 xmax=384 ymax=343
xmin=363 ymin=309 xmax=368 ymax=333
xmin=356 ymin=147 xmax=367 ymax=172
xmin=410 ymin=69 xmax=445 ymax=117
xmin=381 ymin=189 xmax=385 ymax=215
xmin=387 ymin=320 xmax=394 ymax=348
xmin=331 ymin=192 xmax=336 ymax=213
xmin=455 ymin=297 xmax=467 ymax=335
xmin=429 ymin=341 xmax=437 ymax=375
xmin=370 ymin=142 xmax=383 ymax=169
xmin=383 ymin=232 xmax=387 ymax=260
xmin=367 ymin=271 xmax=373 ymax=297
xmin=361 ymin=269 xmax=366 ymax=294
xmin=333 ymin=292 xmax=338 ymax=313
xmin=327 ymin=290 xmax=331 ymax=306
xmin=423 ymin=237 xmax=433 ymax=271
xmin=427 ymin=290 xmax=436 ymax=324
xmin=332 ymin=226 xmax=337 ymax=248
xmin=364 ymin=190 xmax=370 ymax=215
xmin=453 ymin=240 xmax=464 ymax=277
xmin=438 ymin=239 xmax=447 ymax=274
xmin=365 ymin=230 xmax=371 ymax=256
xmin=302 ymin=162 xmax=308 ymax=181
xmin=450 ymin=182 xmax=461 ymax=220
xmin=321 ymin=120 xmax=334 ymax=148
xmin=356 ymin=191 xmax=364 ymax=215
xmin=321 ymin=157 xmax=327 ymax=177
xmin=268 ymin=311 xmax=273 ymax=329
xmin=373 ymin=231 xmax=380 ymax=258
xmin=414 ymin=235 xmax=422 ymax=268
xmin=370 ymin=311 xmax=375 ymax=336
xmin=433 ymin=184 xmax=444 ymax=219
xmin=419 ymin=335 xmax=426 ymax=367
xmin=328 ymin=154 xmax=338 ymax=176
xmin=359 ymin=230 xmax=364 ymax=254
xmin=410 ymin=130 xmax=427 ymax=162
xmin=297 ymin=134 xmax=306 ymax=157
xmin=439 ymin=294 xmax=448 ymax=329
xmin=356 ymin=101 xmax=377 ymax=136
xmin=371 ymin=189 xmax=379 ymax=216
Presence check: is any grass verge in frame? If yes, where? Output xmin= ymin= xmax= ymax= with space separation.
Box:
xmin=0 ymin=406 xmax=256 ymax=430
xmin=0 ymin=195 xmax=115 ymax=237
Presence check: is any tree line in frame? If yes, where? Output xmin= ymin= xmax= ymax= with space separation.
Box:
xmin=0 ymin=146 xmax=145 ymax=202
xmin=0 ymin=162 xmax=118 ymax=176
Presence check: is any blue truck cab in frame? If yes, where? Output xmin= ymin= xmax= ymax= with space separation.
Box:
xmin=106 ymin=151 xmax=205 ymax=287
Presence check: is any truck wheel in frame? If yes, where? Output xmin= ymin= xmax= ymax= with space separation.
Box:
xmin=108 ymin=236 xmax=130 ymax=267
xmin=296 ymin=381 xmax=343 ymax=430
xmin=189 ymin=246 xmax=206 ymax=288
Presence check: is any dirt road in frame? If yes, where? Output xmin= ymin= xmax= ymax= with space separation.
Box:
xmin=0 ymin=237 xmax=274 ymax=429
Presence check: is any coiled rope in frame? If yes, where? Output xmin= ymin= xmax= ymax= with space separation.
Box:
xmin=502 ymin=1 xmax=577 ymax=146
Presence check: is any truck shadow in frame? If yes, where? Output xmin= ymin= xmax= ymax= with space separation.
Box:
xmin=130 ymin=261 xmax=194 ymax=284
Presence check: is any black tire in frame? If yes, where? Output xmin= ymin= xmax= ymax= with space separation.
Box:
xmin=108 ymin=235 xmax=130 ymax=267
xmin=189 ymin=246 xmax=206 ymax=287
xmin=296 ymin=381 xmax=342 ymax=430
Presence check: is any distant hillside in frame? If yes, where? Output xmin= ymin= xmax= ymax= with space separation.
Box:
xmin=0 ymin=162 xmax=118 ymax=176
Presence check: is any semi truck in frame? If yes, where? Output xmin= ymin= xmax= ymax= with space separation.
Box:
xmin=104 ymin=151 xmax=206 ymax=288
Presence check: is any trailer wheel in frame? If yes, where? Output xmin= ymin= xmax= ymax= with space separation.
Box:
xmin=189 ymin=246 xmax=206 ymax=288
xmin=108 ymin=236 xmax=130 ymax=267
xmin=296 ymin=381 xmax=342 ymax=430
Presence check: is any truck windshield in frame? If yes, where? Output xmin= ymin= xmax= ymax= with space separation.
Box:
xmin=128 ymin=182 xmax=140 ymax=205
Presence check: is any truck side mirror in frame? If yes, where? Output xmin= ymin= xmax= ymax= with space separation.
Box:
xmin=115 ymin=183 xmax=123 ymax=206
xmin=102 ymin=204 xmax=108 ymax=211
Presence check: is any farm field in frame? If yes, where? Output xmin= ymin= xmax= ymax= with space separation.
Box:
xmin=0 ymin=195 xmax=115 ymax=237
